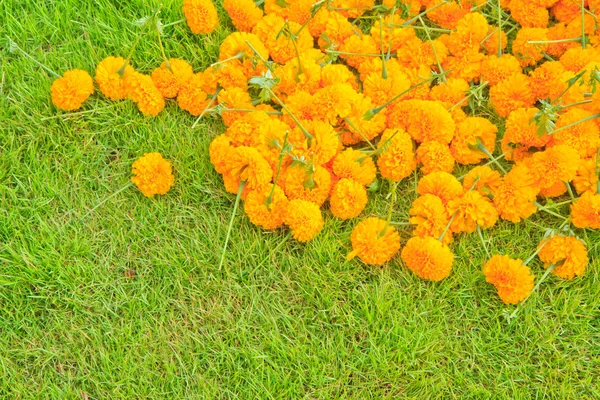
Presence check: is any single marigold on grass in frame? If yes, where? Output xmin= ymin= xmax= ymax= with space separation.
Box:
xmin=330 ymin=178 xmax=368 ymax=220
xmin=333 ymin=148 xmax=377 ymax=186
xmin=570 ymin=191 xmax=600 ymax=229
xmin=95 ymin=56 xmax=133 ymax=100
xmin=244 ymin=184 xmax=289 ymax=230
xmin=538 ymin=235 xmax=588 ymax=280
xmin=177 ymin=73 xmax=211 ymax=116
xmin=450 ymin=117 xmax=498 ymax=165
xmin=51 ymin=69 xmax=94 ymax=111
xmin=447 ymin=190 xmax=498 ymax=233
xmin=131 ymin=152 xmax=175 ymax=197
xmin=125 ymin=72 xmax=165 ymax=117
xmin=151 ymin=59 xmax=194 ymax=99
xmin=183 ymin=0 xmax=219 ymax=34
xmin=284 ymin=199 xmax=324 ymax=242
xmin=483 ymin=255 xmax=534 ymax=305
xmin=492 ymin=164 xmax=540 ymax=223
xmin=417 ymin=171 xmax=464 ymax=204
xmin=347 ymin=217 xmax=400 ymax=266
xmin=416 ymin=141 xmax=455 ymax=174
xmin=401 ymin=236 xmax=454 ymax=282
xmin=409 ymin=194 xmax=453 ymax=245
xmin=223 ymin=0 xmax=263 ymax=32
xmin=377 ymin=129 xmax=417 ymax=182
xmin=462 ymin=166 xmax=501 ymax=196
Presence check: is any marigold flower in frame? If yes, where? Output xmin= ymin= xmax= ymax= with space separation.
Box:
xmin=508 ymin=1 xmax=549 ymax=28
xmin=226 ymin=111 xmax=270 ymax=147
xmin=481 ymin=28 xmax=508 ymax=55
xmin=447 ymin=190 xmax=498 ymax=233
xmin=209 ymin=134 xmax=233 ymax=174
xmin=219 ymin=32 xmax=269 ymax=78
xmin=377 ymin=129 xmax=417 ymax=182
xmin=545 ymin=22 xmax=570 ymax=58
xmin=489 ymin=74 xmax=536 ymax=118
xmin=409 ymin=194 xmax=453 ymax=245
xmin=183 ymin=0 xmax=219 ymax=34
xmin=362 ymin=70 xmax=411 ymax=107
xmin=429 ymin=78 xmax=469 ymax=105
xmin=560 ymin=47 xmax=600 ymax=74
xmin=331 ymin=0 xmax=375 ymax=18
xmin=320 ymin=64 xmax=359 ymax=89
xmin=284 ymin=199 xmax=324 ymax=242
xmin=330 ymin=178 xmax=368 ymax=220
xmin=571 ymin=191 xmax=600 ymax=229
xmin=275 ymin=56 xmax=322 ymax=97
xmin=218 ymin=87 xmax=254 ymax=127
xmin=444 ymin=12 xmax=489 ymax=55
xmin=252 ymin=14 xmax=313 ymax=64
xmin=244 ymin=184 xmax=289 ymax=230
xmin=290 ymin=120 xmax=340 ymax=166
xmin=338 ymin=34 xmax=378 ymax=70
xmin=551 ymin=108 xmax=600 ymax=158
xmin=223 ymin=0 xmax=263 ymax=32
xmin=416 ymin=141 xmax=455 ymax=174
xmin=95 ymin=56 xmax=133 ymax=100
xmin=283 ymin=164 xmax=331 ymax=206
xmin=332 ymin=149 xmax=377 ymax=186
xmin=125 ymin=72 xmax=165 ymax=117
xmin=573 ymin=158 xmax=599 ymax=195
xmin=417 ymin=171 xmax=463 ymax=204
xmin=223 ymin=146 xmax=273 ymax=192
xmin=177 ymin=73 xmax=211 ymax=116
xmin=318 ymin=10 xmax=355 ymax=49
xmin=551 ymin=0 xmax=581 ymax=23
xmin=538 ymin=235 xmax=588 ymax=279
xmin=312 ymin=84 xmax=359 ymax=125
xmin=131 ymin=152 xmax=175 ymax=197
xmin=483 ymin=255 xmax=534 ymax=305
xmin=527 ymin=145 xmax=580 ymax=191
xmin=264 ymin=0 xmax=313 ymax=25
xmin=502 ymin=108 xmax=550 ymax=161
xmin=480 ymin=54 xmax=522 ymax=87
xmin=512 ymin=27 xmax=548 ymax=67
xmin=450 ymin=117 xmax=498 ymax=165
xmin=51 ymin=69 xmax=94 ymax=111
xmin=347 ymin=217 xmax=400 ymax=266
xmin=370 ymin=15 xmax=418 ymax=53
xmin=492 ymin=165 xmax=539 ymax=223
xmin=528 ymin=61 xmax=566 ymax=101
xmin=462 ymin=166 xmax=501 ymax=196
xmin=389 ymin=100 xmax=456 ymax=144
xmin=341 ymin=94 xmax=387 ymax=145
xmin=427 ymin=2 xmax=468 ymax=30
xmin=151 ymin=59 xmax=194 ymax=99
xmin=401 ymin=236 xmax=454 ymax=281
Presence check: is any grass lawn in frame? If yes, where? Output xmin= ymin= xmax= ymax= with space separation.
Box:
xmin=1 ymin=0 xmax=599 ymax=398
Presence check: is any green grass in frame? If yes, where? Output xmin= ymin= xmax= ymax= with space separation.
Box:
xmin=1 ymin=0 xmax=599 ymax=398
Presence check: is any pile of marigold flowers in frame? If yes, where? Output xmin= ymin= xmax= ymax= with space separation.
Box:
xmin=45 ymin=0 xmax=600 ymax=314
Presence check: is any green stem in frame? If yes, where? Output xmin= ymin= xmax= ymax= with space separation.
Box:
xmin=497 ymin=0 xmax=502 ymax=56
xmin=162 ymin=19 xmax=185 ymax=28
xmin=507 ymin=263 xmax=556 ymax=322
xmin=210 ymin=52 xmax=244 ymax=68
xmin=566 ymin=182 xmax=576 ymax=201
xmin=265 ymin=130 xmax=290 ymax=206
xmin=344 ymin=117 xmax=376 ymax=151
xmin=267 ymin=87 xmax=313 ymax=141
xmin=156 ymin=28 xmax=172 ymax=72
xmin=438 ymin=211 xmax=457 ymax=242
xmin=559 ymin=99 xmax=592 ymax=109
xmin=218 ymin=180 xmax=246 ymax=270
xmin=191 ymin=88 xmax=221 ymax=129
xmin=380 ymin=181 xmax=398 ymax=236
xmin=7 ymin=37 xmax=61 ymax=78
xmin=477 ymin=142 xmax=507 ymax=174
xmin=418 ymin=15 xmax=445 ymax=82
xmin=477 ymin=225 xmax=491 ymax=258
xmin=118 ymin=35 xmax=142 ymax=76
xmin=581 ymin=0 xmax=586 ymax=49
xmin=364 ymin=76 xmax=434 ymax=119
xmin=551 ymin=113 xmax=600 ymax=135
xmin=534 ymin=201 xmax=569 ymax=220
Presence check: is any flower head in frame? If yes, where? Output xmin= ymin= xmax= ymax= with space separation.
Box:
xmin=125 ymin=72 xmax=165 ymax=116
xmin=447 ymin=190 xmax=498 ymax=233
xmin=224 ymin=146 xmax=273 ymax=192
xmin=183 ymin=0 xmax=219 ymax=34
xmin=332 ymin=148 xmax=377 ymax=186
xmin=330 ymin=178 xmax=368 ymax=220
xmin=177 ymin=73 xmax=211 ymax=116
xmin=95 ymin=56 xmax=133 ymax=100
xmin=417 ymin=171 xmax=463 ymax=204
xmin=223 ymin=0 xmax=263 ymax=32
xmin=450 ymin=117 xmax=498 ymax=165
xmin=489 ymin=74 xmax=536 ymax=118
xmin=51 ymin=69 xmax=94 ymax=111
xmin=151 ymin=59 xmax=194 ymax=99
xmin=551 ymin=108 xmax=600 ymax=159
xmin=284 ymin=199 xmax=324 ymax=242
xmin=573 ymin=158 xmax=600 ymax=195
xmin=283 ymin=164 xmax=331 ymax=206
xmin=409 ymin=194 xmax=453 ymax=245
xmin=244 ymin=184 xmax=289 ymax=230
xmin=492 ymin=165 xmax=539 ymax=223
xmin=131 ymin=152 xmax=175 ymax=197
xmin=377 ymin=129 xmax=417 ymax=182
xmin=347 ymin=217 xmax=400 ymax=265
xmin=571 ymin=191 xmax=600 ymax=229
xmin=527 ymin=145 xmax=581 ymax=191
xmin=480 ymin=55 xmax=522 ymax=87
xmin=483 ymin=255 xmax=534 ymax=305
xmin=401 ymin=236 xmax=454 ymax=281
xmin=462 ymin=166 xmax=502 ymax=196
xmin=538 ymin=235 xmax=588 ymax=279
xmin=416 ymin=141 xmax=455 ymax=174
xmin=512 ymin=27 xmax=548 ymax=67
xmin=209 ymin=134 xmax=233 ymax=174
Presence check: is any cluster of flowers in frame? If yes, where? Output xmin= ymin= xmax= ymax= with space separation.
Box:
xmin=48 ymin=0 xmax=600 ymax=308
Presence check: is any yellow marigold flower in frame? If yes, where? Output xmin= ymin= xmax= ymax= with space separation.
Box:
xmin=389 ymin=100 xmax=456 ymax=144
xmin=551 ymin=0 xmax=580 ymax=23
xmin=255 ymin=118 xmax=295 ymax=174
xmin=307 ymin=6 xmax=332 ymax=38
xmin=377 ymin=128 xmax=417 ymax=182
xmin=347 ymin=217 xmax=400 ymax=266
xmin=151 ymin=59 xmax=194 ymax=99
xmin=560 ymin=47 xmax=600 ymax=74
xmin=397 ymin=38 xmax=449 ymax=71
xmin=427 ymin=2 xmax=468 ymax=30
xmin=226 ymin=111 xmax=270 ymax=148
xmin=223 ymin=146 xmax=273 ymax=191
xmin=480 ymin=54 xmax=522 ymax=87
xmin=330 ymin=178 xmax=368 ymax=220
xmin=320 ymin=64 xmax=358 ymax=89
xmin=444 ymin=12 xmax=489 ymax=55
xmin=489 ymin=74 xmax=536 ymax=118
xmin=483 ymin=255 xmax=534 ymax=305
xmin=416 ymin=141 xmax=455 ymax=175
xmin=219 ymin=32 xmax=269 ymax=78
xmin=447 ymin=190 xmax=498 ymax=233
xmin=401 ymin=236 xmax=454 ymax=281
xmin=442 ymin=51 xmax=485 ymax=82
xmin=508 ymin=1 xmax=549 ymax=28
xmin=339 ymin=34 xmax=378 ymax=69
xmin=290 ymin=120 xmax=340 ymax=166
xmin=183 ymin=0 xmax=219 ymax=34
xmin=481 ymin=27 xmax=508 ymax=55
xmin=131 ymin=152 xmax=175 ymax=197
xmin=51 ymin=69 xmax=94 ymax=111
xmin=450 ymin=117 xmax=498 ymax=165
xmin=284 ymin=199 xmax=324 ymax=242
xmin=252 ymin=14 xmax=313 ymax=64
xmin=264 ymin=0 xmax=313 ymax=25
xmin=573 ymin=158 xmax=599 ymax=195
xmin=331 ymin=0 xmax=375 ymax=18
xmin=417 ymin=171 xmax=463 ymax=205
xmin=512 ymin=27 xmax=548 ymax=67
xmin=223 ymin=0 xmax=263 ymax=32
xmin=341 ymin=94 xmax=387 ymax=145
xmin=209 ymin=134 xmax=233 ymax=175
xmin=409 ymin=194 xmax=453 ymax=245
xmin=429 ymin=78 xmax=469 ymax=105
xmin=244 ymin=184 xmax=289 ymax=230
xmin=95 ymin=56 xmax=133 ymax=100
xmin=125 ymin=72 xmax=165 ymax=117
xmin=546 ymin=23 xmax=570 ymax=58
xmin=332 ymin=148 xmax=377 ymax=186
xmin=492 ymin=164 xmax=540 ymax=223
xmin=370 ymin=15 xmax=418 ymax=53
xmin=538 ymin=235 xmax=588 ymax=280
xmin=283 ymin=164 xmax=331 ymax=206
xmin=362 ymin=69 xmax=411 ymax=106
xmin=528 ymin=61 xmax=566 ymax=100
xmin=570 ymin=191 xmax=600 ymax=229
xmin=218 ymin=87 xmax=254 ymax=127
xmin=527 ymin=145 xmax=580 ymax=192
xmin=282 ymin=91 xmax=314 ymax=128
xmin=462 ymin=166 xmax=501 ymax=196
xmin=312 ymin=84 xmax=359 ymax=125
xmin=177 ymin=73 xmax=211 ymax=116
xmin=551 ymin=108 xmax=600 ymax=159
xmin=317 ymin=10 xmax=355 ymax=50
xmin=275 ymin=56 xmax=322 ymax=97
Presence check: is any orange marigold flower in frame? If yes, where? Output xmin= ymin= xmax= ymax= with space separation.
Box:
xmin=252 ymin=14 xmax=313 ymax=64
xmin=427 ymin=2 xmax=468 ymax=30
xmin=450 ymin=117 xmax=498 ymax=165
xmin=51 ymin=69 xmax=94 ymax=111
xmin=330 ymin=178 xmax=368 ymax=220
xmin=244 ymin=184 xmax=289 ymax=230
xmin=289 ymin=120 xmax=341 ymax=166
xmin=483 ymin=255 xmax=534 ymax=305
xmin=209 ymin=134 xmax=233 ymax=175
xmin=401 ymin=236 xmax=454 ymax=281
xmin=570 ymin=191 xmax=600 ymax=229
xmin=331 ymin=0 xmax=375 ymax=18
xmin=444 ymin=12 xmax=489 ymax=55
xmin=560 ymin=47 xmax=600 ymax=74
xmin=481 ymin=27 xmax=508 ymax=55
xmin=226 ymin=111 xmax=270 ymax=147
xmin=512 ymin=27 xmax=548 ymax=67
xmin=508 ymin=1 xmax=549 ymax=28
xmin=339 ymin=34 xmax=378 ymax=69
xmin=370 ymin=15 xmax=418 ymax=53
xmin=264 ymin=0 xmax=313 ymax=25
xmin=341 ymin=93 xmax=387 ymax=145
xmin=219 ymin=32 xmax=269 ymax=78
xmin=332 ymin=148 xmax=377 ymax=186
xmin=318 ymin=10 xmax=355 ymax=49
xmin=429 ymin=78 xmax=469 ymax=105
xmin=284 ymin=199 xmax=324 ymax=242
xmin=527 ymin=145 xmax=580 ymax=191
xmin=95 ymin=56 xmax=133 ymax=100
xmin=377 ymin=128 xmax=417 ymax=182
xmin=362 ymin=70 xmax=411 ymax=107
xmin=551 ymin=0 xmax=581 ymax=23
xmin=480 ymin=54 xmax=522 ymax=87
xmin=183 ymin=0 xmax=219 ymax=34
xmin=223 ymin=0 xmax=263 ymax=32
xmin=320 ymin=64 xmax=359 ymax=89
xmin=416 ymin=141 xmax=455 ymax=174
xmin=312 ymin=84 xmax=359 ymax=125
xmin=573 ymin=158 xmax=599 ymax=195
xmin=388 ymin=100 xmax=456 ymax=144
xmin=538 ymin=235 xmax=588 ymax=279
xmin=489 ymin=74 xmax=536 ymax=118
xmin=125 ymin=72 xmax=165 ymax=117
xmin=417 ymin=171 xmax=463 ymax=204
xmin=283 ymin=164 xmax=332 ymax=206
xmin=131 ymin=152 xmax=175 ymax=197
xmin=151 ymin=59 xmax=194 ymax=99
xmin=275 ymin=56 xmax=322 ymax=96
xmin=443 ymin=50 xmax=486 ymax=82
xmin=447 ymin=190 xmax=498 ymax=233
xmin=492 ymin=164 xmax=540 ymax=223
xmin=177 ymin=73 xmax=211 ymax=116
xmin=462 ymin=166 xmax=501 ymax=196
xmin=223 ymin=146 xmax=273 ymax=192
xmin=347 ymin=217 xmax=400 ymax=265
xmin=550 ymin=108 xmax=600 ymax=158
xmin=409 ymin=194 xmax=453 ymax=245
xmin=545 ymin=23 xmax=570 ymax=58
xmin=528 ymin=61 xmax=566 ymax=101
xmin=502 ymin=107 xmax=550 ymax=161
xmin=218 ymin=87 xmax=254 ymax=127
